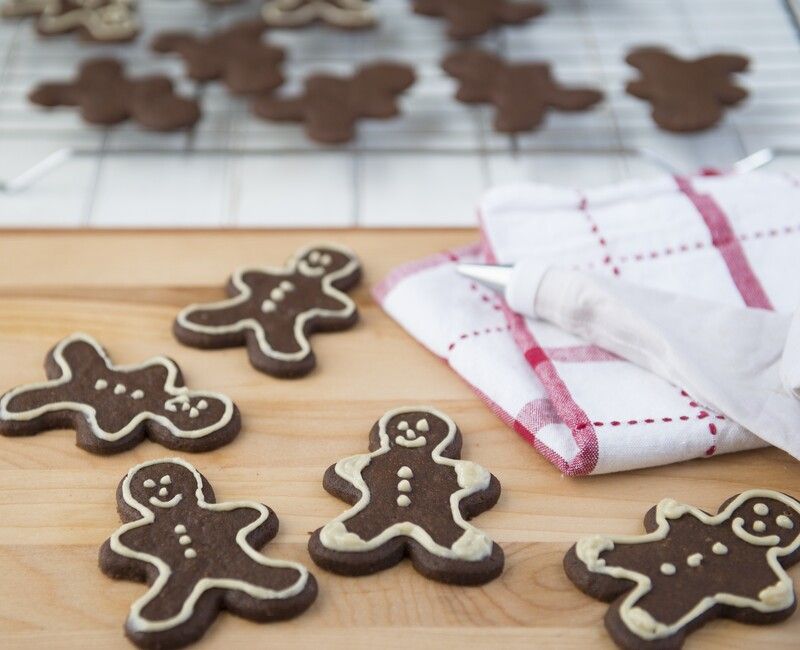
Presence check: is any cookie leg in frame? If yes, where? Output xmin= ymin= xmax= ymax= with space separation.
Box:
xmin=407 ymin=538 xmax=505 ymax=586
xmin=308 ymin=528 xmax=406 ymax=576
xmin=222 ymin=568 xmax=318 ymax=622
xmin=603 ymin=599 xmax=690 ymax=650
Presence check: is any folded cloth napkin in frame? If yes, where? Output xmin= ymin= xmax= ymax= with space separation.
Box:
xmin=374 ymin=170 xmax=800 ymax=475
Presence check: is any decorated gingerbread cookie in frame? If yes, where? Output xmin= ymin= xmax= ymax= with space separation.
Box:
xmin=625 ymin=46 xmax=749 ymax=132
xmin=100 ymin=458 xmax=317 ymax=649
xmin=443 ymin=49 xmax=603 ymax=133
xmin=252 ymin=62 xmax=415 ymax=143
xmin=0 ymin=333 xmax=240 ymax=454
xmin=412 ymin=0 xmax=544 ymax=39
xmin=29 ymin=59 xmax=200 ymax=131
xmin=152 ymin=20 xmax=285 ymax=96
xmin=174 ymin=244 xmax=361 ymax=378
xmin=2 ymin=0 xmax=139 ymax=43
xmin=308 ymin=407 xmax=504 ymax=585
xmin=564 ymin=490 xmax=800 ymax=649
xmin=262 ymin=0 xmax=376 ymax=29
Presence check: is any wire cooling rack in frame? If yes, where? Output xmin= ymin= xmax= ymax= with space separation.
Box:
xmin=0 ymin=0 xmax=799 ymax=227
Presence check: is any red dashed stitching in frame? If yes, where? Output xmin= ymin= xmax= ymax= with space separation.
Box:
xmin=575 ymin=412 xmax=723 ymax=430
xmin=447 ymin=324 xmax=511 ymax=352
xmin=580 ymin=196 xmax=620 ymax=276
xmin=468 ymin=281 xmax=504 ymax=312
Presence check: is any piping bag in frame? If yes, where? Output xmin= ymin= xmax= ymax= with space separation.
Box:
xmin=459 ymin=260 xmax=800 ymax=461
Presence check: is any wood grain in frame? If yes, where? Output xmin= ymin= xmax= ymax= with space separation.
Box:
xmin=0 ymin=230 xmax=799 ymax=649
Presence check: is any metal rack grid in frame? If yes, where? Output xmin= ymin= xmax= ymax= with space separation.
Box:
xmin=0 ymin=0 xmax=799 ymax=228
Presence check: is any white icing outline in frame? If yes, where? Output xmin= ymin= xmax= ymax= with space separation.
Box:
xmin=111 ymin=457 xmax=310 ymax=634
xmin=175 ymin=244 xmax=360 ymax=364
xmin=318 ymin=406 xmax=496 ymax=562
xmin=575 ymin=489 xmax=800 ymax=641
xmin=38 ymin=0 xmax=139 ymax=40
xmin=262 ymin=0 xmax=375 ymax=28
xmin=0 ymin=333 xmax=235 ymax=443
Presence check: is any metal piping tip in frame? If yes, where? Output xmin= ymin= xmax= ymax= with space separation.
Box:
xmin=456 ymin=263 xmax=513 ymax=294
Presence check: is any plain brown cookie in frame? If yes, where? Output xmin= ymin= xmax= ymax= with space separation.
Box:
xmin=152 ymin=19 xmax=285 ymax=95
xmin=0 ymin=333 xmax=240 ymax=454
xmin=29 ymin=58 xmax=200 ymax=130
xmin=252 ymin=61 xmax=415 ymax=143
xmin=262 ymin=0 xmax=376 ymax=29
xmin=2 ymin=0 xmax=139 ymax=42
xmin=308 ymin=406 xmax=504 ymax=585
xmin=100 ymin=458 xmax=317 ymax=649
xmin=173 ymin=244 xmax=362 ymax=378
xmin=443 ymin=49 xmax=603 ymax=132
xmin=412 ymin=0 xmax=545 ymax=39
xmin=564 ymin=490 xmax=800 ymax=649
xmin=625 ymin=46 xmax=749 ymax=132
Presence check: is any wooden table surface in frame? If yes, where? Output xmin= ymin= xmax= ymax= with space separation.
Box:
xmin=1 ymin=230 xmax=799 ymax=649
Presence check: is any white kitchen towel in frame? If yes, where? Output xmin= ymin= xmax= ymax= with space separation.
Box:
xmin=374 ymin=170 xmax=800 ymax=475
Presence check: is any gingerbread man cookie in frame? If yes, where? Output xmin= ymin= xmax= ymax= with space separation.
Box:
xmin=412 ymin=0 xmax=544 ymax=39
xmin=625 ymin=46 xmax=749 ymax=132
xmin=309 ymin=407 xmax=504 ymax=585
xmin=2 ymin=0 xmax=139 ymax=43
xmin=564 ymin=490 xmax=800 ymax=649
xmin=29 ymin=59 xmax=200 ymax=131
xmin=174 ymin=244 xmax=361 ymax=378
xmin=252 ymin=62 xmax=415 ymax=143
xmin=443 ymin=49 xmax=603 ymax=133
xmin=152 ymin=20 xmax=285 ymax=96
xmin=262 ymin=0 xmax=375 ymax=29
xmin=0 ymin=333 xmax=240 ymax=454
xmin=100 ymin=458 xmax=317 ymax=649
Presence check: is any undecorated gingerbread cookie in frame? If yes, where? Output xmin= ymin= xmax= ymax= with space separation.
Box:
xmin=252 ymin=62 xmax=415 ymax=143
xmin=412 ymin=0 xmax=545 ymax=39
xmin=625 ymin=46 xmax=749 ymax=132
xmin=152 ymin=19 xmax=285 ymax=96
xmin=0 ymin=333 xmax=240 ymax=454
xmin=262 ymin=0 xmax=376 ymax=29
xmin=100 ymin=458 xmax=317 ymax=649
xmin=564 ymin=490 xmax=800 ymax=649
xmin=308 ymin=406 xmax=504 ymax=585
xmin=173 ymin=244 xmax=361 ymax=378
xmin=29 ymin=58 xmax=200 ymax=131
xmin=443 ymin=49 xmax=603 ymax=132
xmin=1 ymin=0 xmax=139 ymax=43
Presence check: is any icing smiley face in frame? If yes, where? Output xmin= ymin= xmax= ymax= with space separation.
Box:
xmin=730 ymin=497 xmax=800 ymax=547
xmin=126 ymin=461 xmax=200 ymax=512
xmin=383 ymin=410 xmax=451 ymax=451
xmin=297 ymin=247 xmax=353 ymax=278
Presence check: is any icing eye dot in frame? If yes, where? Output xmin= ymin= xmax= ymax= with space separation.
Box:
xmin=752 ymin=520 xmax=767 ymax=533
xmin=94 ymin=379 xmax=108 ymax=390
xmin=160 ymin=475 xmax=171 ymax=485
xmin=309 ymin=251 xmax=321 ymax=263
xmin=143 ymin=479 xmax=156 ymax=489
xmin=321 ymin=253 xmax=332 ymax=266
xmin=776 ymin=515 xmax=794 ymax=530
xmin=416 ymin=418 xmax=429 ymax=432
xmin=753 ymin=503 xmax=769 ymax=516
xmin=712 ymin=542 xmax=728 ymax=555
xmin=197 ymin=400 xmax=208 ymax=410
xmin=397 ymin=421 xmax=409 ymax=431
xmin=660 ymin=563 xmax=676 ymax=576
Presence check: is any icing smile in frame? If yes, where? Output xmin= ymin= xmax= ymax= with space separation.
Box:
xmin=732 ymin=517 xmax=780 ymax=546
xmin=149 ymin=493 xmax=183 ymax=509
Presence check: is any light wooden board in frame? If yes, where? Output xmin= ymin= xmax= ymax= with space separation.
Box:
xmin=0 ymin=230 xmax=799 ymax=649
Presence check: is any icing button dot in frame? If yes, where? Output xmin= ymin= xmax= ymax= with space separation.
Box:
xmin=270 ymin=287 xmax=285 ymax=301
xmin=660 ymin=563 xmax=676 ymax=576
xmin=184 ymin=548 xmax=197 ymax=559
xmin=397 ymin=466 xmax=413 ymax=479
xmin=131 ymin=389 xmax=144 ymax=400
xmin=179 ymin=535 xmax=191 ymax=545
xmin=261 ymin=299 xmax=276 ymax=313
xmin=397 ymin=495 xmax=411 ymax=507
xmin=687 ymin=553 xmax=703 ymax=567
xmin=174 ymin=524 xmax=186 ymax=534
xmin=397 ymin=479 xmax=412 ymax=493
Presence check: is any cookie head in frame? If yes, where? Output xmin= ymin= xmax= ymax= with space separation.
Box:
xmin=126 ymin=460 xmax=200 ymax=511
xmin=296 ymin=246 xmax=354 ymax=278
xmin=730 ymin=496 xmax=800 ymax=548
xmin=384 ymin=409 xmax=451 ymax=451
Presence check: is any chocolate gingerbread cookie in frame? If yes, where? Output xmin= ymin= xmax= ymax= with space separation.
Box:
xmin=252 ymin=62 xmax=415 ymax=143
xmin=0 ymin=333 xmax=240 ymax=454
xmin=308 ymin=406 xmax=504 ymax=585
xmin=443 ymin=49 xmax=603 ymax=132
xmin=564 ymin=490 xmax=800 ymax=649
xmin=625 ymin=46 xmax=749 ymax=132
xmin=174 ymin=244 xmax=361 ymax=378
xmin=29 ymin=58 xmax=200 ymax=131
xmin=412 ymin=0 xmax=544 ymax=39
xmin=152 ymin=20 xmax=285 ymax=96
xmin=2 ymin=0 xmax=139 ymax=43
xmin=262 ymin=0 xmax=376 ymax=29
xmin=100 ymin=458 xmax=317 ymax=649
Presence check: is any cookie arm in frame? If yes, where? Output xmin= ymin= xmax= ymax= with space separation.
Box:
xmin=252 ymin=95 xmax=308 ymax=123
xmin=547 ymin=86 xmax=604 ymax=112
